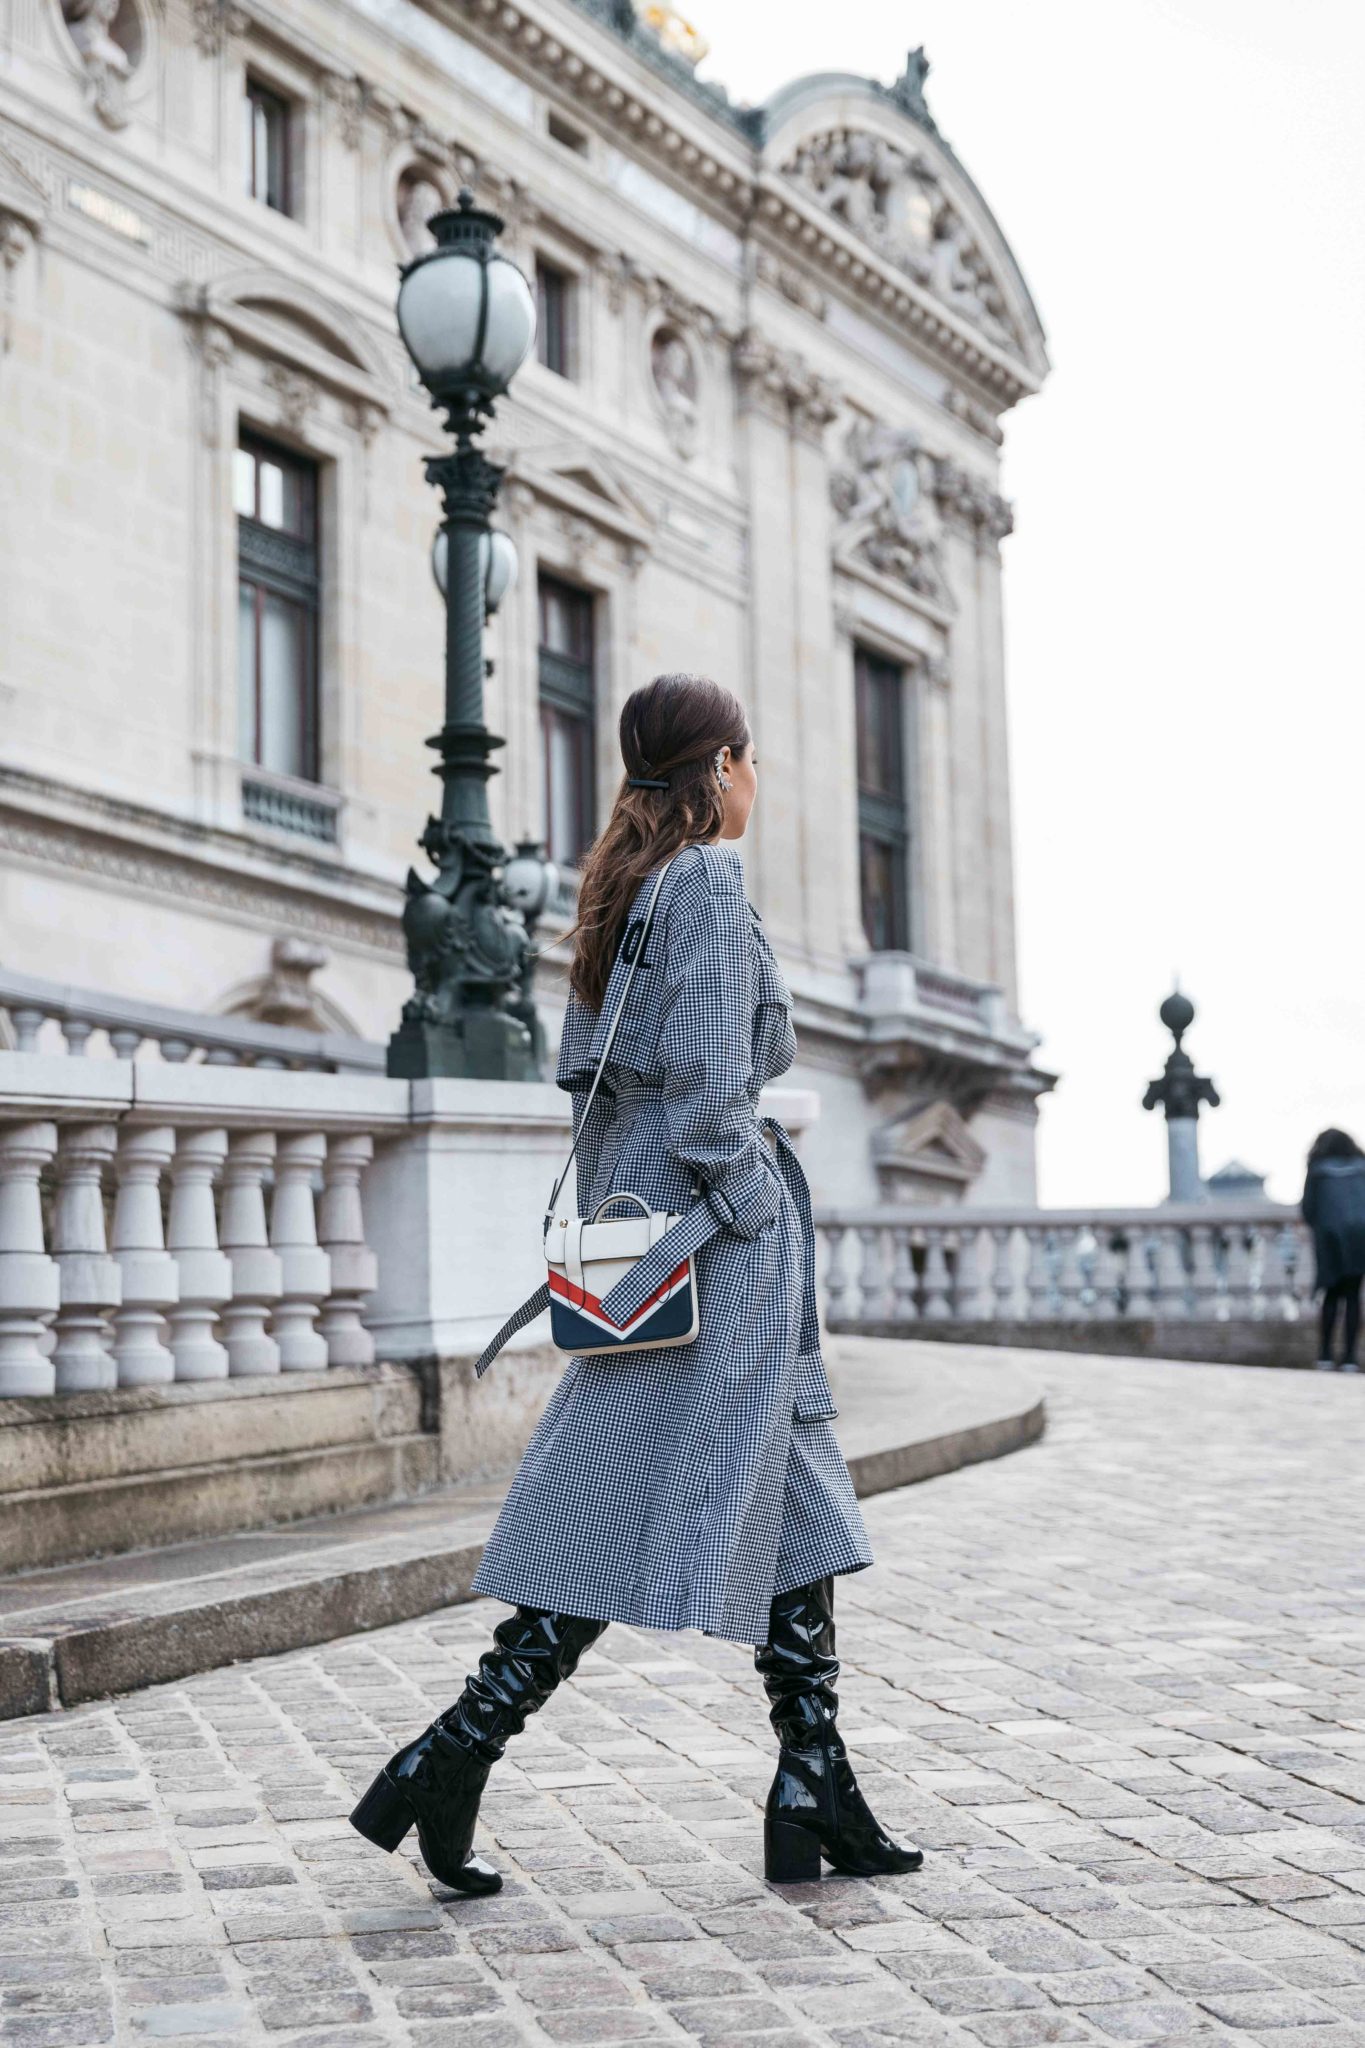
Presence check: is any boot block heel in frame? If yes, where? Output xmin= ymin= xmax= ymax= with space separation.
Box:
xmin=349 ymin=1770 xmax=413 ymax=1853
xmin=765 ymin=1815 xmax=822 ymax=1884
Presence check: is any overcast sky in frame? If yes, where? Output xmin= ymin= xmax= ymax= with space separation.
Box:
xmin=700 ymin=0 xmax=1365 ymax=1207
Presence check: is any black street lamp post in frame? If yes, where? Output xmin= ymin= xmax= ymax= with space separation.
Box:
xmin=387 ymin=190 xmax=553 ymax=1081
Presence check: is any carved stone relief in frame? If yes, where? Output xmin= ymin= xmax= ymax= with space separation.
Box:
xmin=649 ymin=326 xmax=698 ymax=459
xmin=829 ymin=417 xmax=946 ymax=601
xmin=60 ymin=0 xmax=141 ymax=128
xmin=784 ymin=126 xmax=1024 ymax=357
xmin=396 ymin=165 xmax=448 ymax=257
xmin=733 ymin=327 xmax=839 ymax=438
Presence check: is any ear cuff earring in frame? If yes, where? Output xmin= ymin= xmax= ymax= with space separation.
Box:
xmin=714 ymin=749 xmax=733 ymax=793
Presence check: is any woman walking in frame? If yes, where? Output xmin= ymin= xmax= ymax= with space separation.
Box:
xmin=350 ymin=673 xmax=921 ymax=1892
xmin=1302 ymin=1129 xmax=1365 ymax=1371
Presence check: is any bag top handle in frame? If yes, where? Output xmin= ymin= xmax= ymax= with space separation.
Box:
xmin=546 ymin=853 xmax=677 ymax=1222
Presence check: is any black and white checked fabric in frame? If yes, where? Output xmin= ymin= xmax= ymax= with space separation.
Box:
xmin=471 ymin=842 xmax=871 ymax=1646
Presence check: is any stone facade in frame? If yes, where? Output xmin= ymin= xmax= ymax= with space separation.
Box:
xmin=0 ymin=0 xmax=1052 ymax=1204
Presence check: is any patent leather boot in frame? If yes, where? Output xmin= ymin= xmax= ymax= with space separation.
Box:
xmin=756 ymin=1577 xmax=923 ymax=1882
xmin=349 ymin=1608 xmax=606 ymax=1894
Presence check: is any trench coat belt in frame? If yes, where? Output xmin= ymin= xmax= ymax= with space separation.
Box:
xmin=472 ymin=1111 xmax=819 ymax=1378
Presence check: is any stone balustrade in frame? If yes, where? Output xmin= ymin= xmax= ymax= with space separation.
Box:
xmin=814 ymin=1202 xmax=1315 ymax=1332
xmin=0 ymin=967 xmax=384 ymax=1071
xmin=0 ymin=1059 xmax=405 ymax=1399
xmin=0 ymin=1051 xmax=822 ymax=1400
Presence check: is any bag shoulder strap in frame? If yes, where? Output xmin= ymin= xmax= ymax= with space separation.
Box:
xmin=546 ymin=854 xmax=676 ymax=1221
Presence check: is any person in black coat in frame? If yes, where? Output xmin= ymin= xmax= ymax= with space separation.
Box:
xmin=1302 ymin=1129 xmax=1365 ymax=1370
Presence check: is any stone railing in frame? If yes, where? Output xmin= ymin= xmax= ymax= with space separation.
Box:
xmin=0 ymin=1052 xmax=820 ymax=1399
xmin=0 ymin=968 xmax=383 ymax=1071
xmin=0 ymin=1061 xmax=407 ymax=1399
xmin=814 ymin=1202 xmax=1314 ymax=1328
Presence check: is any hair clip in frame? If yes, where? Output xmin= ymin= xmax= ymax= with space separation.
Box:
xmin=627 ymin=776 xmax=669 ymax=789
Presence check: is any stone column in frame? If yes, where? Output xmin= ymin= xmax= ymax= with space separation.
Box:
xmin=0 ymin=1122 xmax=60 ymax=1397
xmin=733 ymin=333 xmax=803 ymax=947
xmin=788 ymin=384 xmax=851 ymax=967
xmin=111 ymin=1128 xmax=179 ymax=1386
xmin=51 ymin=1123 xmax=121 ymax=1393
xmin=1142 ymin=993 xmax=1218 ymax=1204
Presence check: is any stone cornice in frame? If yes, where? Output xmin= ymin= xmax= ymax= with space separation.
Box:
xmin=425 ymin=0 xmax=1040 ymax=408
xmin=0 ymin=769 xmax=404 ymax=958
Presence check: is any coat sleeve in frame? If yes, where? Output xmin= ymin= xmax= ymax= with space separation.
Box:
xmin=655 ymin=871 xmax=780 ymax=1241
xmin=1301 ymin=1171 xmax=1318 ymax=1226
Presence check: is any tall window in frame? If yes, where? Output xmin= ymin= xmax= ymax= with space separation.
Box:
xmin=235 ymin=436 xmax=320 ymax=784
xmin=535 ymin=259 xmax=572 ymax=377
xmin=855 ymin=646 xmax=910 ymax=952
xmin=244 ymin=76 xmax=292 ymax=214
xmin=538 ymin=576 xmax=595 ymax=867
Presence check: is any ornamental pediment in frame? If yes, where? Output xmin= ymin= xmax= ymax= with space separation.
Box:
xmin=782 ymin=125 xmax=1028 ymax=361
xmin=872 ymin=1099 xmax=986 ymax=1185
xmin=499 ymin=441 xmax=657 ymax=551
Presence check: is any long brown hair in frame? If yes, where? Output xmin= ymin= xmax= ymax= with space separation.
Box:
xmin=570 ymin=673 xmax=750 ymax=1011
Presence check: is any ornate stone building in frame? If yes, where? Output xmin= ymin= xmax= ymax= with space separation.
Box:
xmin=0 ymin=0 xmax=1051 ymax=1203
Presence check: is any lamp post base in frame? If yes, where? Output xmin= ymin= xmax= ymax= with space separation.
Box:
xmin=386 ymin=1010 xmax=538 ymax=1082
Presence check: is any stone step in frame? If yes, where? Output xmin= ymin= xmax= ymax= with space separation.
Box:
xmin=0 ymin=1339 xmax=1044 ymax=1721
xmin=0 ymin=1362 xmax=437 ymax=1572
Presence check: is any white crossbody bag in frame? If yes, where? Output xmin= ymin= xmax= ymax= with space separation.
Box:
xmin=541 ymin=856 xmax=700 ymax=1357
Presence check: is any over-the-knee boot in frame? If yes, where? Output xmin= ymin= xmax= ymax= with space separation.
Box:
xmin=756 ymin=1577 xmax=922 ymax=1882
xmin=350 ymin=1607 xmax=606 ymax=1894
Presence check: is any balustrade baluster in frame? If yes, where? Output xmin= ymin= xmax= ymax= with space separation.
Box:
xmin=1151 ymin=1228 xmax=1189 ymax=1317
xmin=954 ymin=1227 xmax=984 ymax=1319
xmin=270 ymin=1132 xmax=331 ymax=1371
xmin=923 ymin=1228 xmax=951 ymax=1318
xmin=317 ymin=1134 xmax=377 ymax=1367
xmin=0 ymin=1122 xmax=60 ymax=1396
xmin=1024 ymin=1226 xmax=1051 ymax=1320
xmin=220 ymin=1131 xmax=282 ymax=1375
xmin=108 ymin=1029 xmax=142 ymax=1060
xmin=1123 ymin=1229 xmax=1153 ymax=1317
xmin=1089 ymin=1231 xmax=1122 ymax=1319
xmin=111 ymin=1127 xmax=178 ymax=1385
xmin=890 ymin=1225 xmax=917 ymax=1321
xmin=51 ymin=1123 xmax=120 ymax=1392
xmin=990 ymin=1226 xmax=1016 ymax=1318
xmin=1260 ymin=1227 xmax=1296 ymax=1322
xmin=1055 ymin=1228 xmax=1085 ymax=1319
xmin=160 ymin=1038 xmax=193 ymax=1062
xmin=1189 ymin=1222 xmax=1224 ymax=1321
xmin=1225 ymin=1228 xmax=1255 ymax=1317
xmin=60 ymin=1018 xmax=94 ymax=1056
xmin=821 ymin=1225 xmax=848 ymax=1326
xmin=166 ymin=1128 xmax=231 ymax=1381
xmin=10 ymin=1009 xmax=47 ymax=1053
xmin=856 ymin=1226 xmax=889 ymax=1322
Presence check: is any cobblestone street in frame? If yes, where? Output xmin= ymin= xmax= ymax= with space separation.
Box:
xmin=3 ymin=1351 xmax=1364 ymax=2048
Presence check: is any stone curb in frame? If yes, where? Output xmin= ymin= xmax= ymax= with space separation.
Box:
xmin=0 ymin=1356 xmax=1045 ymax=1721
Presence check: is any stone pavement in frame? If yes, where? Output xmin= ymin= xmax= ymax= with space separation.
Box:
xmin=2 ymin=1349 xmax=1363 ymax=2048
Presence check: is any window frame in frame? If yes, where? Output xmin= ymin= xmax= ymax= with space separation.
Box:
xmin=854 ymin=644 xmax=912 ymax=953
xmin=537 ymin=573 xmax=597 ymax=868
xmin=235 ymin=432 xmax=321 ymax=786
xmin=244 ymin=72 xmax=294 ymax=216
xmin=534 ymin=257 xmax=574 ymax=379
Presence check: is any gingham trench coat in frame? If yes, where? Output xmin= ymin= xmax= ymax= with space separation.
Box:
xmin=470 ymin=840 xmax=871 ymax=1646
